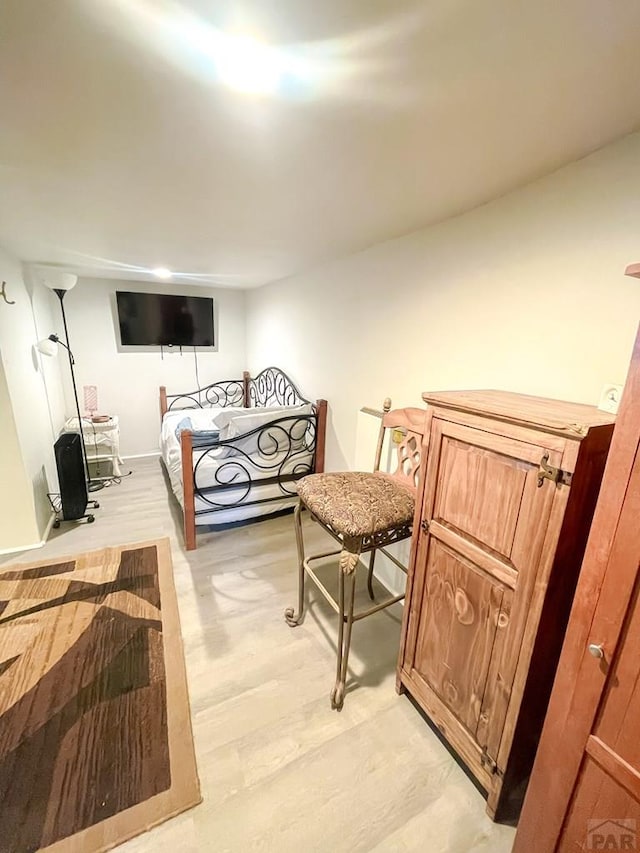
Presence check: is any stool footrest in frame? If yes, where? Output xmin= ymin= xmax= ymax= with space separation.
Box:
xmin=303 ymin=553 xmax=405 ymax=620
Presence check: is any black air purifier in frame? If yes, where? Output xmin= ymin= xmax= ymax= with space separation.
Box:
xmin=54 ymin=433 xmax=88 ymax=520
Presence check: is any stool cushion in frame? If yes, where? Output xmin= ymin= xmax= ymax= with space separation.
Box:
xmin=297 ymin=472 xmax=415 ymax=539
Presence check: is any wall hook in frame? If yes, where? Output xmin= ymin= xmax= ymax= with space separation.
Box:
xmin=1 ymin=281 xmax=15 ymax=305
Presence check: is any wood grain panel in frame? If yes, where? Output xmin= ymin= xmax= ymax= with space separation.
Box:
xmin=430 ymin=521 xmax=518 ymax=590
xmin=423 ymin=390 xmax=615 ymax=438
xmin=476 ymin=584 xmax=514 ymax=758
xmin=593 ymin=577 xmax=640 ymax=771
xmin=434 ymin=436 xmax=528 ymax=559
xmin=428 ymin=406 xmax=569 ymax=454
xmin=413 ymin=540 xmax=504 ymax=735
xmin=587 ymin=737 xmax=640 ymax=803
xmin=558 ymin=756 xmax=640 ymax=853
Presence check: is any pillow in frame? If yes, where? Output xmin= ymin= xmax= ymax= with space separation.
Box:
xmin=215 ymin=404 xmax=314 ymax=454
xmin=212 ymin=405 xmax=285 ymax=437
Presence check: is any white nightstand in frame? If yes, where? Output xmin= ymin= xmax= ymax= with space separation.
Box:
xmin=63 ymin=415 xmax=124 ymax=479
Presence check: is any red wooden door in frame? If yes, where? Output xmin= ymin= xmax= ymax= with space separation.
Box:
xmin=514 ymin=327 xmax=640 ymax=852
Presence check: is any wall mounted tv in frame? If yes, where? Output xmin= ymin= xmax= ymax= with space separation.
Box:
xmin=116 ymin=291 xmax=215 ymax=347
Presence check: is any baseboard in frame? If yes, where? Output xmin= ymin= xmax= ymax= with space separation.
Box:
xmin=121 ymin=451 xmax=162 ymax=460
xmin=0 ymin=511 xmax=57 ymax=557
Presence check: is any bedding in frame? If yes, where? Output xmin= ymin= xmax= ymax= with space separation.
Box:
xmin=160 ymin=405 xmax=316 ymax=528
xmin=214 ymin=403 xmax=313 ymax=440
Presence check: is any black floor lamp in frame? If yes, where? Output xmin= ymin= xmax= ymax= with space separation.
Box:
xmin=36 ymin=271 xmax=103 ymax=493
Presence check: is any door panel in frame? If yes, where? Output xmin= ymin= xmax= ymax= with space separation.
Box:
xmin=593 ymin=582 xmax=640 ymax=771
xmin=554 ymin=456 xmax=640 ymax=850
xmin=559 ymin=755 xmax=640 ymax=852
xmin=557 ymin=574 xmax=640 ymax=851
xmin=426 ymin=420 xmax=561 ymax=580
xmin=407 ymin=417 xmax=562 ymax=761
xmin=412 ymin=539 xmax=505 ymax=734
xmin=434 ymin=435 xmax=529 ymax=559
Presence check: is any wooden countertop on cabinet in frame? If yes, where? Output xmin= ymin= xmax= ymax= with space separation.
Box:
xmin=397 ymin=388 xmax=615 ymax=822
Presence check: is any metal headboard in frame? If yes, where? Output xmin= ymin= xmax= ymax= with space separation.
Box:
xmin=166 ymin=379 xmax=245 ymax=412
xmin=248 ymin=367 xmax=310 ymax=408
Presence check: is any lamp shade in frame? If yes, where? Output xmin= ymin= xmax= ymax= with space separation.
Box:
xmin=37 ymin=270 xmax=78 ymax=292
xmin=36 ymin=338 xmax=59 ymax=357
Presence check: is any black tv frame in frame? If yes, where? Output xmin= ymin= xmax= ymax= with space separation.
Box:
xmin=115 ymin=290 xmax=215 ymax=348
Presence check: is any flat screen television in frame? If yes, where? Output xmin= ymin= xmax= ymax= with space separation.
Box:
xmin=116 ymin=291 xmax=215 ymax=347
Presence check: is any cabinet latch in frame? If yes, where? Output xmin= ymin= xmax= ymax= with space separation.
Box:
xmin=420 ymin=519 xmax=430 ymax=534
xmin=480 ymin=745 xmax=503 ymax=778
xmin=537 ymin=453 xmax=573 ymax=488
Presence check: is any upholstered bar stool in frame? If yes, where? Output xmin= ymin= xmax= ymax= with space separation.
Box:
xmin=284 ymin=400 xmax=426 ymax=710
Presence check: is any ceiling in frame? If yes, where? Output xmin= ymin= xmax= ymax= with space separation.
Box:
xmin=1 ymin=0 xmax=640 ymax=288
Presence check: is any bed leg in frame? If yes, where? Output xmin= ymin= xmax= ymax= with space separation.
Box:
xmin=314 ymin=399 xmax=328 ymax=474
xmin=184 ymin=510 xmax=196 ymax=551
xmin=180 ymin=430 xmax=197 ymax=551
xmin=159 ymin=385 xmax=168 ymax=420
xmin=243 ymin=370 xmax=251 ymax=407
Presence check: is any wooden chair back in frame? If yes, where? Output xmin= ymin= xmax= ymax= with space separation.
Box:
xmin=373 ymin=398 xmax=427 ymax=492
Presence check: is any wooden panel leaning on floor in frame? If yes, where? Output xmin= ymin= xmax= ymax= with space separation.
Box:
xmin=159 ymin=367 xmax=328 ymax=550
xmin=397 ymin=389 xmax=615 ymax=821
xmin=512 ymin=336 xmax=640 ymax=845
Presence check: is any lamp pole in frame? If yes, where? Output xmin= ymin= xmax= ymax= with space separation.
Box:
xmin=52 ymin=288 xmax=103 ymax=493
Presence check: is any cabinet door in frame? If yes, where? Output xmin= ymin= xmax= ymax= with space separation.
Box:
xmin=414 ymin=538 xmax=511 ymax=740
xmin=403 ymin=416 xmax=562 ymax=768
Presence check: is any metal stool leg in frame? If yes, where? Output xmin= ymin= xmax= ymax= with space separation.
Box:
xmin=330 ymin=545 xmax=359 ymax=711
xmin=285 ymin=501 xmax=306 ymax=627
xmin=366 ymin=548 xmax=377 ymax=601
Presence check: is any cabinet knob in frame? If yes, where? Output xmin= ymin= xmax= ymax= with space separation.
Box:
xmin=420 ymin=519 xmax=429 ymax=534
xmin=588 ymin=643 xmax=604 ymax=660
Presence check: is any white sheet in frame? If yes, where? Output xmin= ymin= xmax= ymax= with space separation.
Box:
xmin=160 ymin=406 xmax=314 ymax=527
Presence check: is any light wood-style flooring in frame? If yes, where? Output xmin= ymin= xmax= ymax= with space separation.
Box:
xmin=2 ymin=458 xmax=516 ymax=852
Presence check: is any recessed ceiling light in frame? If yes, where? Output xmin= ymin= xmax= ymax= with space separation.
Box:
xmin=214 ymin=35 xmax=284 ymax=95
xmin=152 ymin=267 xmax=172 ymax=279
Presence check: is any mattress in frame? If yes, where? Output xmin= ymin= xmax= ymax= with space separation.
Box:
xmin=160 ymin=406 xmax=313 ymax=527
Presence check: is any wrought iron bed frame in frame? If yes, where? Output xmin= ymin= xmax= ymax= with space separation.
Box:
xmin=159 ymin=367 xmax=328 ymax=550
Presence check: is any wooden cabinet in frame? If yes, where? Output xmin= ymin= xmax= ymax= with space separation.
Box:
xmin=397 ymin=390 xmax=615 ymax=820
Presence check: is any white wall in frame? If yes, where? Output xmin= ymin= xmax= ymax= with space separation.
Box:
xmin=0 ymin=246 xmax=65 ymax=548
xmin=25 ymin=266 xmax=68 ymax=436
xmin=59 ymin=278 xmax=247 ymax=456
xmin=0 ymin=355 xmax=41 ymax=550
xmin=246 ymin=132 xmax=640 ymax=472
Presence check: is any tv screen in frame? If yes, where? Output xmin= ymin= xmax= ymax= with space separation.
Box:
xmin=116 ymin=291 xmax=215 ymax=347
